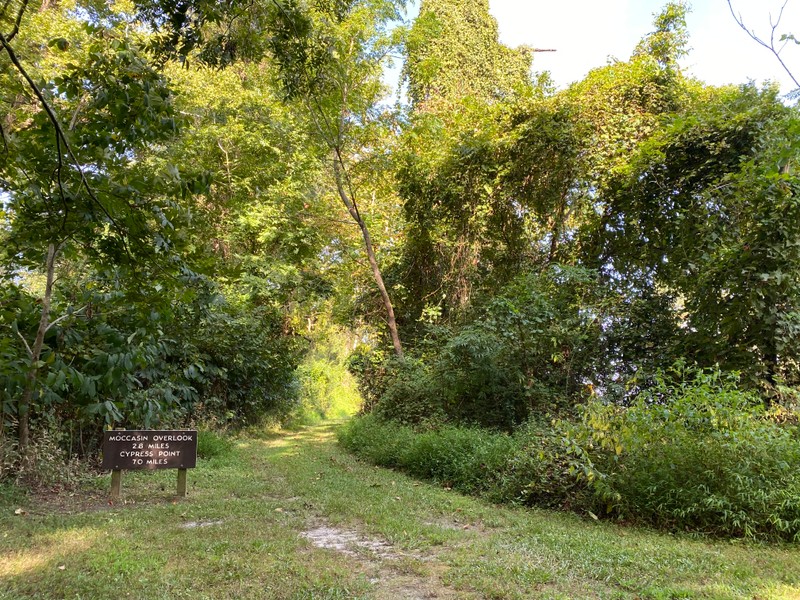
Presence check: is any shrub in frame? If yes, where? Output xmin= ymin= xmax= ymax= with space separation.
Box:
xmin=340 ymin=365 xmax=800 ymax=541
xmin=428 ymin=327 xmax=527 ymax=430
xmin=401 ymin=426 xmax=516 ymax=494
xmin=352 ymin=266 xmax=606 ymax=430
xmin=339 ymin=414 xmax=564 ymax=500
xmin=567 ymin=366 xmax=800 ymax=540
xmin=347 ymin=347 xmax=395 ymax=414
xmin=189 ymin=302 xmax=305 ymax=425
xmin=374 ymin=359 xmax=447 ymax=426
xmin=337 ymin=413 xmax=416 ymax=468
xmin=11 ymin=427 xmax=92 ymax=489
xmin=490 ymin=418 xmax=589 ymax=509
xmin=348 ymin=352 xmax=446 ymax=426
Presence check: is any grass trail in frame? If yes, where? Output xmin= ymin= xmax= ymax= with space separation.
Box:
xmin=2 ymin=421 xmax=800 ymax=599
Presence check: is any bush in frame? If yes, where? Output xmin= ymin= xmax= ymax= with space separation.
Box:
xmin=348 ymin=351 xmax=446 ymax=426
xmin=428 ymin=327 xmax=527 ymax=430
xmin=341 ymin=366 xmax=800 ymax=541
xmin=401 ymin=426 xmax=516 ymax=494
xmin=189 ymin=302 xmax=305 ymax=425
xmin=337 ymin=413 xmax=417 ymax=468
xmin=339 ymin=414 xmax=567 ymax=500
xmin=567 ymin=366 xmax=800 ymax=540
xmin=9 ymin=427 xmax=92 ymax=489
xmin=490 ymin=418 xmax=589 ymax=509
xmin=373 ymin=359 xmax=447 ymax=426
xmin=353 ymin=266 xmax=606 ymax=430
xmin=347 ymin=347 xmax=393 ymax=414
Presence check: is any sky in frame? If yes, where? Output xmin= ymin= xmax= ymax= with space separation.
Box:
xmin=396 ymin=0 xmax=800 ymax=95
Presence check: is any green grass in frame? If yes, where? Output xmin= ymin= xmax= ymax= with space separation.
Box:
xmin=2 ymin=421 xmax=800 ymax=599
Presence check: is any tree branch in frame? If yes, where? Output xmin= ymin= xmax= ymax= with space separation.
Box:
xmin=54 ymin=126 xmax=68 ymax=232
xmin=4 ymin=0 xmax=28 ymax=42
xmin=296 ymin=209 xmax=358 ymax=226
xmin=14 ymin=328 xmax=33 ymax=358
xmin=0 ymin=31 xmax=125 ymax=231
xmin=268 ymin=0 xmax=340 ymax=147
xmin=68 ymin=94 xmax=89 ymax=131
xmin=727 ymin=0 xmax=800 ymax=90
xmin=217 ymin=139 xmax=232 ymax=189
xmin=0 ymin=0 xmax=14 ymax=22
xmin=45 ymin=304 xmax=88 ymax=333
xmin=0 ymin=121 xmax=8 ymax=157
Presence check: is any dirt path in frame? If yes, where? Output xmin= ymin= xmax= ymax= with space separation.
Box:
xmin=255 ymin=423 xmax=474 ymax=599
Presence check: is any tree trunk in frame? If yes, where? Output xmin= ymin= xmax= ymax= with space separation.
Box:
xmin=332 ymin=155 xmax=403 ymax=357
xmin=547 ymin=192 xmax=570 ymax=265
xmin=763 ymin=330 xmax=779 ymax=402
xmin=18 ymin=242 xmax=58 ymax=459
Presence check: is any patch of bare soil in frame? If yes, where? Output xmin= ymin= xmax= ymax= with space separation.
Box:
xmin=14 ymin=484 xmax=110 ymax=515
xmin=16 ymin=476 xmax=189 ymax=516
xmin=180 ymin=519 xmax=224 ymax=529
xmin=301 ymin=525 xmax=399 ymax=559
xmin=373 ymin=573 xmax=461 ymax=600
xmin=301 ymin=522 xmax=470 ymax=599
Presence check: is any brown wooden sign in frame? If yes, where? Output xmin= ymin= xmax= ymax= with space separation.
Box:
xmin=102 ymin=430 xmax=197 ymax=471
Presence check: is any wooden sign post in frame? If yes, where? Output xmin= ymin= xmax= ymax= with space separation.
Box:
xmin=102 ymin=430 xmax=198 ymax=499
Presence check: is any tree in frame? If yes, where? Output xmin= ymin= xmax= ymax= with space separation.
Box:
xmin=394 ymin=0 xmax=538 ymax=324
xmin=403 ymin=0 xmax=532 ymax=109
xmin=266 ymin=0 xmax=406 ymax=356
xmin=603 ymin=85 xmax=800 ymax=390
xmin=1 ymin=0 xmax=193 ymax=456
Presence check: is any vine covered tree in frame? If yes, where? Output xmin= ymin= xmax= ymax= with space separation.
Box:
xmin=403 ymin=0 xmax=532 ymax=108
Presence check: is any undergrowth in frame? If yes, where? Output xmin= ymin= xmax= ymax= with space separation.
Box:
xmin=339 ymin=367 xmax=800 ymax=541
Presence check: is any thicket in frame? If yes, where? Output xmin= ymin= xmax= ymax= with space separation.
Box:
xmin=0 ymin=275 xmax=305 ymax=480
xmin=341 ymin=367 xmax=800 ymax=540
xmin=351 ymin=266 xmax=607 ymax=430
xmin=570 ymin=367 xmax=800 ymax=538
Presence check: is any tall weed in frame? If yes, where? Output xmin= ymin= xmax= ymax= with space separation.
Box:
xmin=339 ymin=415 xmax=567 ymax=501
xmin=341 ymin=366 xmax=800 ymax=540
